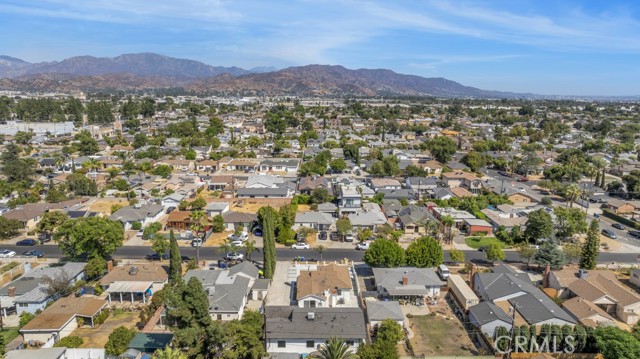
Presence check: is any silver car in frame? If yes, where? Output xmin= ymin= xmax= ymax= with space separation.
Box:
xmin=0 ymin=249 xmax=16 ymax=258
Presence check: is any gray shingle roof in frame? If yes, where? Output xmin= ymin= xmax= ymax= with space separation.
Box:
xmin=469 ymin=301 xmax=512 ymax=326
xmin=373 ymin=267 xmax=443 ymax=296
xmin=366 ymin=301 xmax=404 ymax=322
xmin=265 ymin=306 xmax=367 ymax=340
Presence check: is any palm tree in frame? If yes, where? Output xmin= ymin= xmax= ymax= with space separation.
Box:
xmin=189 ymin=210 xmax=209 ymax=235
xmin=152 ymin=347 xmax=187 ymax=359
xmin=563 ymin=185 xmax=581 ymax=208
xmin=311 ymin=337 xmax=357 ymax=359
xmin=243 ymin=239 xmax=258 ymax=261
xmin=440 ymin=215 xmax=455 ymax=244
xmin=82 ymin=158 xmax=102 ymax=174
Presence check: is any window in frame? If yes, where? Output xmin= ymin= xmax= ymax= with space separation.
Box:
xmin=346 ymin=340 xmax=355 ymax=346
xmin=306 ymin=341 xmax=315 ymax=348
xmin=277 ymin=341 xmax=286 ymax=348
xmin=18 ymin=303 xmax=28 ymax=308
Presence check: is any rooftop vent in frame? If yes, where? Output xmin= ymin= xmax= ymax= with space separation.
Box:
xmin=307 ymin=312 xmax=315 ymax=320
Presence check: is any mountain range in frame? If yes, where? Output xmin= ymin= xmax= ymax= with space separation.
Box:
xmin=0 ymin=52 xmax=532 ymax=98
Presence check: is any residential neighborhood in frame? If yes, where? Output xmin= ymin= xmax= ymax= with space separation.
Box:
xmin=0 ymin=94 xmax=638 ymax=359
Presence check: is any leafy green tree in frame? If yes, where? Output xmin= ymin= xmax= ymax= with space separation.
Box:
xmin=212 ymin=214 xmax=225 ymax=232
xmin=243 ymin=239 xmax=258 ymax=261
xmin=66 ymin=172 xmax=98 ymax=196
xmin=169 ymin=230 xmax=182 ymax=285
xmin=580 ymin=220 xmax=600 ymax=270
xmin=377 ymin=319 xmax=404 ymax=343
xmin=85 ymin=257 xmax=107 ymax=279
xmin=363 ymin=239 xmax=405 ymax=267
xmin=19 ymin=312 xmax=35 ymax=327
xmin=534 ymin=241 xmax=566 ymax=269
xmin=461 ymin=151 xmax=489 ymax=172
xmin=426 ymin=136 xmax=457 ymax=163
xmin=143 ymin=222 xmax=163 ymax=239
xmin=1 ymin=143 xmax=34 ymax=182
xmin=310 ymin=187 xmax=332 ymax=204
xmin=54 ymin=217 xmax=124 ymax=259
xmin=329 ymin=158 xmax=347 ymax=172
xmin=357 ymin=228 xmax=374 ymax=242
xmin=523 ymin=209 xmax=553 ymax=243
xmin=336 ymin=218 xmax=352 ymax=239
xmin=562 ymin=242 xmax=582 ymax=264
xmin=449 ymin=248 xmax=465 ymax=264
xmin=405 ymin=236 xmax=444 ymax=268
xmin=0 ymin=217 xmax=23 ymax=239
xmin=593 ymin=326 xmax=640 ymax=359
xmin=312 ymin=337 xmax=358 ymax=359
xmin=221 ymin=310 xmax=266 ymax=359
xmin=152 ymin=233 xmax=169 ymax=256
xmin=154 ymin=164 xmax=173 ymax=178
xmin=105 ymin=326 xmax=136 ymax=356
xmin=153 ymin=347 xmax=187 ymax=359
xmin=554 ymin=207 xmax=588 ymax=240
xmin=485 ymin=243 xmax=505 ymax=263
xmin=74 ymin=130 xmax=99 ymax=155
xmin=516 ymin=243 xmax=537 ymax=268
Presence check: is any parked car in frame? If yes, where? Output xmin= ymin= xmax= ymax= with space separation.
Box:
xmin=612 ymin=223 xmax=626 ymax=230
xmin=319 ymin=231 xmax=328 ymax=240
xmin=181 ymin=255 xmax=191 ymax=262
xmin=355 ymin=242 xmax=370 ymax=250
xmin=228 ymin=232 xmax=249 ymax=242
xmin=291 ymin=243 xmax=311 ymax=250
xmin=136 ymin=230 xmax=144 ymax=237
xmin=477 ymin=246 xmax=488 ymax=252
xmin=225 ymin=252 xmax=244 ymax=261
xmin=498 ymin=171 xmax=510 ymax=177
xmin=146 ymin=253 xmax=169 ymax=260
xmin=166 ymin=206 xmax=176 ymax=214
xmin=231 ymin=240 xmax=244 ymax=247
xmin=0 ymin=249 xmax=16 ymax=258
xmin=602 ymin=229 xmax=617 ymax=239
xmin=16 ymin=239 xmax=37 ymax=246
xmin=253 ymin=228 xmax=263 ymax=236
xmin=629 ymin=230 xmax=640 ymax=239
xmin=22 ymin=250 xmax=44 ymax=258
xmin=330 ymin=231 xmax=340 ymax=241
xmin=344 ymin=233 xmax=355 ymax=242
xmin=517 ymin=177 xmax=530 ymax=182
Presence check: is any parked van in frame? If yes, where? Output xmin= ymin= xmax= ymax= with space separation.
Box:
xmin=437 ymin=264 xmax=450 ymax=280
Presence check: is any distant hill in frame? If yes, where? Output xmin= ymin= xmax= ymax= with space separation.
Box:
xmin=0 ymin=53 xmax=534 ymax=98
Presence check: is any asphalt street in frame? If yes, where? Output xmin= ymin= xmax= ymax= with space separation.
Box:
xmin=4 ymin=244 xmax=640 ymax=264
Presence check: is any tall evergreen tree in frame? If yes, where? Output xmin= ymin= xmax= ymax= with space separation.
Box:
xmin=169 ymin=230 xmax=182 ymax=284
xmin=262 ymin=207 xmax=276 ymax=279
xmin=580 ymin=220 xmax=600 ymax=270
xmin=534 ymin=242 xmax=566 ymax=269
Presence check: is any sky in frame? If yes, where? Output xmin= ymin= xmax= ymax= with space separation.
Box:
xmin=1 ymin=0 xmax=639 ymax=96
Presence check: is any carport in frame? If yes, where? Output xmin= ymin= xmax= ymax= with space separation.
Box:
xmin=106 ymin=281 xmax=153 ymax=304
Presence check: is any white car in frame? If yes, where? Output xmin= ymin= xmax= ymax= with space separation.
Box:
xmin=355 ymin=242 xmax=370 ymax=250
xmin=230 ymin=240 xmax=244 ymax=247
xmin=225 ymin=252 xmax=244 ymax=261
xmin=227 ymin=232 xmax=249 ymax=242
xmin=136 ymin=230 xmax=144 ymax=238
xmin=0 ymin=249 xmax=16 ymax=258
xmin=291 ymin=243 xmax=311 ymax=250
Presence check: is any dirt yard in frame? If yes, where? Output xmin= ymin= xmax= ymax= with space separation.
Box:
xmin=87 ymin=198 xmax=129 ymax=215
xmin=73 ymin=310 xmax=139 ymax=348
xmin=408 ymin=314 xmax=476 ymax=357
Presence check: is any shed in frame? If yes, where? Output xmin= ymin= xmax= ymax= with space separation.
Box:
xmin=366 ymin=301 xmax=404 ymax=328
xmin=447 ymin=275 xmax=479 ymax=312
xmin=128 ymin=333 xmax=174 ymax=354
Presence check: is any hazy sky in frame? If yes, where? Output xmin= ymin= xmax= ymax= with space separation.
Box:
xmin=1 ymin=0 xmax=639 ymax=96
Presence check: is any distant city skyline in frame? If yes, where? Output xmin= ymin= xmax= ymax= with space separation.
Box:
xmin=1 ymin=0 xmax=639 ymax=96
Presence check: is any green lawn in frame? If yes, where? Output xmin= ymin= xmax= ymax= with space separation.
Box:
xmin=465 ymin=236 xmax=507 ymax=249
xmin=2 ymin=327 xmax=20 ymax=343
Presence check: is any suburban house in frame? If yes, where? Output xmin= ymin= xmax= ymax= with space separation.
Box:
xmin=265 ymin=306 xmax=367 ymax=355
xmin=293 ymin=212 xmax=335 ymax=231
xmin=161 ymin=192 xmax=187 ymax=209
xmin=397 ymin=204 xmax=436 ymax=235
xmin=348 ymin=203 xmax=388 ymax=230
xmin=20 ymin=296 xmax=108 ymax=346
xmin=547 ymin=268 xmax=640 ymax=325
xmin=184 ymin=262 xmax=259 ymax=321
xmin=337 ymin=185 xmax=362 ymax=215
xmin=0 ymin=262 xmax=86 ymax=315
xmin=468 ymin=301 xmax=513 ymax=336
xmin=405 ymin=177 xmax=438 ymax=198
xmin=109 ymin=203 xmax=164 ymax=230
xmin=236 ymin=175 xmax=296 ymax=198
xmin=442 ymin=172 xmax=482 ymax=194
xmin=372 ymin=267 xmax=444 ymax=300
xmin=462 ymin=218 xmax=494 ymax=236
xmin=258 ymin=158 xmax=301 ymax=173
xmin=165 ymin=211 xmax=193 ymax=231
xmin=295 ymin=264 xmax=356 ymax=308
xmin=473 ymin=266 xmax=576 ymax=327
xmin=562 ymin=297 xmax=617 ymax=327
xmin=431 ymin=207 xmax=476 ymax=226
xmin=365 ymin=301 xmax=404 ymax=329
xmin=369 ymin=178 xmax=402 ymax=191
xmin=100 ymin=264 xmax=168 ymax=304
xmin=630 ymin=269 xmax=640 ymax=287
xmin=603 ymin=198 xmax=636 ymax=214
xmin=204 ymin=202 xmax=230 ymax=217
xmin=481 ymin=207 xmax=528 ymax=231
xmin=501 ymin=187 xmax=540 ymax=207
xmin=222 ymin=211 xmax=258 ymax=231
xmin=297 ymin=176 xmax=332 ymax=195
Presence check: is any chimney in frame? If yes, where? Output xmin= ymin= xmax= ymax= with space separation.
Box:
xmin=470 ymin=265 xmax=477 ymax=291
xmin=8 ymin=287 xmax=16 ymax=297
xmin=402 ymin=276 xmax=409 ymax=286
xmin=543 ymin=265 xmax=551 ymax=288
xmin=107 ymin=260 xmax=114 ymax=272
